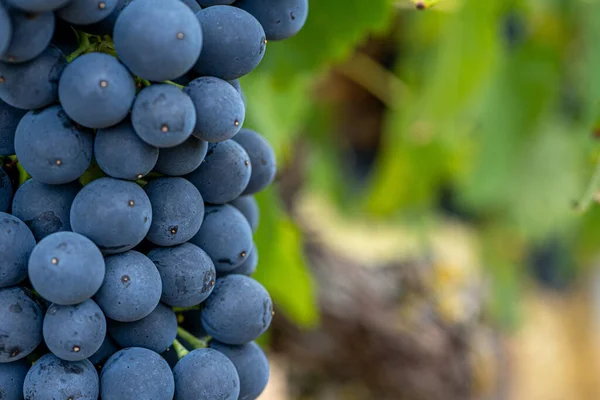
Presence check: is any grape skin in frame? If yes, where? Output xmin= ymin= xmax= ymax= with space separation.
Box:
xmin=154 ymin=136 xmax=208 ymax=177
xmin=0 ymin=287 xmax=43 ymax=363
xmin=229 ymin=195 xmax=260 ymax=233
xmin=0 ymin=213 xmax=36 ymax=289
xmin=1 ymin=9 xmax=55 ymax=63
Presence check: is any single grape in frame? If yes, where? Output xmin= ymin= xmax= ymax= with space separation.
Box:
xmin=237 ymin=0 xmax=309 ymax=41
xmin=101 ymin=347 xmax=174 ymax=400
xmin=144 ymin=178 xmax=204 ymax=246
xmin=154 ymin=136 xmax=208 ymax=176
xmin=23 ymin=354 xmax=99 ymax=400
xmin=94 ymin=120 xmax=159 ymax=180
xmin=70 ymin=177 xmax=153 ymax=254
xmin=1 ymin=9 xmax=54 ymax=63
xmin=0 ymin=46 xmax=67 ymax=110
xmin=201 ymin=275 xmax=273 ymax=345
xmin=88 ymin=335 xmax=119 ymax=367
xmin=0 ymin=3 xmax=11 ymax=58
xmin=28 ymin=231 xmax=105 ymax=305
xmin=14 ymin=105 xmax=93 ymax=184
xmin=193 ymin=6 xmax=266 ymax=80
xmin=114 ymin=0 xmax=203 ymax=81
xmin=233 ymin=129 xmax=277 ymax=195
xmin=4 ymin=0 xmax=72 ymax=12
xmin=108 ymin=303 xmax=177 ymax=353
xmin=94 ymin=250 xmax=162 ymax=322
xmin=0 ymin=213 xmax=36 ymax=289
xmin=221 ymin=243 xmax=257 ymax=277
xmin=132 ymin=84 xmax=196 ymax=148
xmin=56 ymin=0 xmax=119 ymax=25
xmin=189 ymin=204 xmax=253 ymax=273
xmin=0 ymin=287 xmax=43 ymax=363
xmin=184 ymin=77 xmax=245 ymax=143
xmin=0 ymin=167 xmax=12 ymax=213
xmin=210 ymin=340 xmax=270 ymax=400
xmin=173 ymin=348 xmax=240 ymax=400
xmin=229 ymin=195 xmax=259 ymax=233
xmin=11 ymin=179 xmax=81 ymax=241
xmin=148 ymin=243 xmax=216 ymax=307
xmin=0 ymin=101 xmax=26 ymax=155
xmin=43 ymin=299 xmax=107 ymax=361
xmin=0 ymin=359 xmax=30 ymax=400
xmin=58 ymin=52 xmax=136 ymax=129
xmin=187 ymin=141 xmax=251 ymax=204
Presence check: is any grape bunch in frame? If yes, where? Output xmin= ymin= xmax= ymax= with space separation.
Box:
xmin=0 ymin=0 xmax=308 ymax=399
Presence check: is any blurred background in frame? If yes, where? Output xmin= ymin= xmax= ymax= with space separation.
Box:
xmin=239 ymin=0 xmax=600 ymax=399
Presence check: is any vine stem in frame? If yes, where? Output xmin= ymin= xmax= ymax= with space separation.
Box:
xmin=172 ymin=339 xmax=190 ymax=359
xmin=163 ymin=80 xmax=185 ymax=89
xmin=172 ymin=305 xmax=201 ymax=313
xmin=574 ymin=153 xmax=600 ymax=214
xmin=177 ymin=327 xmax=208 ymax=349
xmin=67 ymin=32 xmax=92 ymax=63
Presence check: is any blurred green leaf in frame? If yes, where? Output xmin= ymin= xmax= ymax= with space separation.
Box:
xmin=253 ymin=186 xmax=319 ymax=328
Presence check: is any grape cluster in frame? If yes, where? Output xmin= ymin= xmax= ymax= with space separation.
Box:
xmin=0 ymin=0 xmax=308 ymax=399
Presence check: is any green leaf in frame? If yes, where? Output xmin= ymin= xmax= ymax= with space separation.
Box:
xmin=253 ymin=186 xmax=319 ymax=328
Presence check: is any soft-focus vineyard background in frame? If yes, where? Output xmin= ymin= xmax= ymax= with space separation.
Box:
xmin=242 ymin=0 xmax=600 ymax=398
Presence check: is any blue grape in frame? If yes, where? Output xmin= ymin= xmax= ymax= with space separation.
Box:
xmin=11 ymin=179 xmax=81 ymax=241
xmin=187 ymin=140 xmax=251 ymax=204
xmin=237 ymin=0 xmax=309 ymax=41
xmin=0 ymin=359 xmax=29 ymax=400
xmin=108 ymin=302 xmax=177 ymax=353
xmin=0 ymin=213 xmax=35 ymax=289
xmin=23 ymin=354 xmax=99 ymax=400
xmin=58 ymin=52 xmax=136 ymax=128
xmin=94 ymin=121 xmax=159 ymax=180
xmin=114 ymin=0 xmax=203 ymax=81
xmin=1 ymin=9 xmax=54 ymax=63
xmin=0 ymin=3 xmax=11 ymax=58
xmin=70 ymin=177 xmax=153 ymax=254
xmin=0 ymin=101 xmax=26 ymax=155
xmin=144 ymin=178 xmax=204 ymax=246
xmin=184 ymin=77 xmax=245 ymax=143
xmin=154 ymin=136 xmax=208 ymax=176
xmin=94 ymin=250 xmax=162 ymax=322
xmin=101 ymin=347 xmax=174 ymax=400
xmin=88 ymin=335 xmax=119 ymax=366
xmin=0 ymin=287 xmax=43 ymax=362
xmin=0 ymin=46 xmax=67 ymax=110
xmin=190 ymin=204 xmax=253 ymax=273
xmin=43 ymin=299 xmax=107 ymax=361
xmin=148 ymin=243 xmax=216 ymax=307
xmin=131 ymin=84 xmax=196 ymax=148
xmin=14 ymin=105 xmax=93 ymax=184
xmin=173 ymin=348 xmax=240 ymax=400
xmin=5 ymin=0 xmax=71 ymax=12
xmin=198 ymin=0 xmax=234 ymax=5
xmin=28 ymin=231 xmax=105 ymax=305
xmin=229 ymin=195 xmax=259 ymax=233
xmin=57 ymin=0 xmax=119 ymax=25
xmin=193 ymin=6 xmax=266 ymax=80
xmin=201 ymin=275 xmax=272 ymax=345
xmin=0 ymin=167 xmax=12 ymax=213
xmin=210 ymin=340 xmax=270 ymax=400
xmin=233 ymin=129 xmax=277 ymax=195
xmin=222 ymin=243 xmax=257 ymax=277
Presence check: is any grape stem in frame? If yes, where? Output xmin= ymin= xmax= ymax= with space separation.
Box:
xmin=172 ymin=305 xmax=201 ymax=313
xmin=67 ymin=32 xmax=92 ymax=63
xmin=574 ymin=153 xmax=600 ymax=214
xmin=172 ymin=339 xmax=190 ymax=359
xmin=177 ymin=327 xmax=208 ymax=349
xmin=163 ymin=80 xmax=185 ymax=89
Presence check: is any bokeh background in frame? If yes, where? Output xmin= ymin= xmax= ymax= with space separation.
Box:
xmin=240 ymin=0 xmax=600 ymax=399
